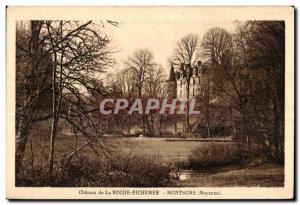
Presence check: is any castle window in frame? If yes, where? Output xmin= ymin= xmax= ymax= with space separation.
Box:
xmin=180 ymin=81 xmax=182 ymax=88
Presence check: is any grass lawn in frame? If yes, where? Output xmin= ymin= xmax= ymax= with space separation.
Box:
xmin=174 ymin=164 xmax=284 ymax=187
xmin=27 ymin=135 xmax=235 ymax=163
xmin=104 ymin=136 xmax=236 ymax=163
xmin=25 ymin=135 xmax=284 ymax=187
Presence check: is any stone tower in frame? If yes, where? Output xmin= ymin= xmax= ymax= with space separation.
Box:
xmin=166 ymin=64 xmax=177 ymax=99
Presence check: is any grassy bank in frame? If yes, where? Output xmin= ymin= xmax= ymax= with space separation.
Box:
xmin=18 ymin=135 xmax=283 ymax=187
xmin=175 ymin=164 xmax=284 ymax=187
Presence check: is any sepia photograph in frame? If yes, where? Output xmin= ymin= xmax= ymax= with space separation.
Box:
xmin=6 ymin=6 xmax=294 ymax=200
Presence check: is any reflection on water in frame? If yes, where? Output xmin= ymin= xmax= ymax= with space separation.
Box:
xmin=179 ymin=170 xmax=212 ymax=181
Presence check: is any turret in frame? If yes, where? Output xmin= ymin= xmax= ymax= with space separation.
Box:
xmin=166 ymin=64 xmax=177 ymax=99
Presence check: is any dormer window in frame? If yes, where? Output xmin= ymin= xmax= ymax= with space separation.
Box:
xmin=198 ymin=67 xmax=202 ymax=75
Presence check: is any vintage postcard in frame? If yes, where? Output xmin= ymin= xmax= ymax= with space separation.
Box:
xmin=6 ymin=6 xmax=294 ymax=200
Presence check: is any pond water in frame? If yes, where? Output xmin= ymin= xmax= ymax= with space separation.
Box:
xmin=179 ymin=169 xmax=216 ymax=181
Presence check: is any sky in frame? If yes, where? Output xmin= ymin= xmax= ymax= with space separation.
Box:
xmin=104 ymin=19 xmax=238 ymax=75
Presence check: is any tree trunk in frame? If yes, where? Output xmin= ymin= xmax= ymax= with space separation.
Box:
xmin=186 ymin=80 xmax=190 ymax=133
xmin=273 ymin=90 xmax=283 ymax=164
xmin=48 ymin=41 xmax=58 ymax=176
xmin=205 ymin=102 xmax=211 ymax=138
xmin=206 ymin=117 xmax=211 ymax=138
xmin=241 ymin=110 xmax=251 ymax=150
xmin=128 ymin=125 xmax=131 ymax=135
xmin=16 ymin=21 xmax=42 ymax=176
xmin=47 ymin=22 xmax=63 ymax=177
xmin=159 ymin=114 xmax=163 ymax=136
xmin=164 ymin=118 xmax=167 ymax=132
xmin=230 ymin=107 xmax=237 ymax=139
xmin=150 ymin=115 xmax=155 ymax=136
xmin=142 ymin=116 xmax=146 ymax=136
xmin=174 ymin=120 xmax=177 ymax=134
xmin=205 ymin=79 xmax=211 ymax=138
xmin=48 ymin=87 xmax=58 ymax=176
xmin=15 ymin=117 xmax=30 ymax=175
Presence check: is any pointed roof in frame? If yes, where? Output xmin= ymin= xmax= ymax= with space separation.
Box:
xmin=168 ymin=64 xmax=176 ymax=81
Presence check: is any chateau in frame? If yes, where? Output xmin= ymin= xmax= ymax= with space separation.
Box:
xmin=166 ymin=61 xmax=206 ymax=99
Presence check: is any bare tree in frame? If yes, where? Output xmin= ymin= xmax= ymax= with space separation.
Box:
xmin=116 ymin=68 xmax=136 ymax=98
xmin=42 ymin=20 xmax=114 ymax=176
xmin=197 ymin=74 xmax=212 ymax=138
xmin=117 ymin=66 xmax=167 ymax=136
xmin=170 ymin=34 xmax=201 ymax=133
xmin=234 ymin=21 xmax=285 ymax=163
xmin=143 ymin=66 xmax=166 ymax=136
xmin=201 ymin=27 xmax=253 ymax=148
xmin=125 ymin=48 xmax=157 ymax=135
xmin=200 ymin=22 xmax=285 ymax=162
xmin=15 ymin=21 xmax=53 ymax=174
xmin=170 ymin=34 xmax=200 ymax=66
xmin=144 ymin=66 xmax=166 ymax=97
xmin=201 ymin=27 xmax=233 ymax=65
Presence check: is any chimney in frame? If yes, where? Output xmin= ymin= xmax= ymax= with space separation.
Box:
xmin=197 ymin=60 xmax=202 ymax=67
xmin=185 ymin=63 xmax=191 ymax=73
xmin=180 ymin=63 xmax=184 ymax=70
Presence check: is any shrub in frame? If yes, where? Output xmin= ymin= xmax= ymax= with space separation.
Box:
xmin=16 ymin=153 xmax=174 ymax=187
xmin=108 ymin=154 xmax=173 ymax=187
xmin=188 ymin=143 xmax=265 ymax=170
xmin=194 ymin=124 xmax=232 ymax=138
xmin=188 ymin=143 xmax=238 ymax=169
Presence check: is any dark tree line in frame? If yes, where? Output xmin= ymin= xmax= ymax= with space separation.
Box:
xmin=169 ymin=21 xmax=285 ymax=163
